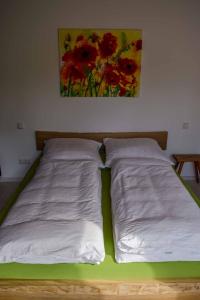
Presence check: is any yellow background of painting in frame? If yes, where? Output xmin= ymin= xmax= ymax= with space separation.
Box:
xmin=58 ymin=28 xmax=142 ymax=96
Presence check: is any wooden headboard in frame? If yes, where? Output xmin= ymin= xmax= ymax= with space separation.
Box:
xmin=35 ymin=130 xmax=168 ymax=150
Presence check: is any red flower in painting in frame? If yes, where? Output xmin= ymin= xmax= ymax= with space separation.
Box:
xmin=61 ymin=44 xmax=97 ymax=84
xmin=119 ymin=86 xmax=126 ymax=96
xmin=99 ymin=33 xmax=117 ymax=58
xmin=62 ymin=50 xmax=73 ymax=62
xmin=69 ymin=65 xmax=85 ymax=81
xmin=73 ymin=44 xmax=98 ymax=65
xmin=135 ymin=39 xmax=142 ymax=51
xmin=118 ymin=58 xmax=137 ymax=75
xmin=104 ymin=63 xmax=120 ymax=86
xmin=76 ymin=35 xmax=84 ymax=42
xmin=105 ymin=72 xmax=119 ymax=85
xmin=60 ymin=63 xmax=85 ymax=84
xmin=61 ymin=62 xmax=85 ymax=83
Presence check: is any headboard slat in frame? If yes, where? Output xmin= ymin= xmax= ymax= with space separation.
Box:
xmin=35 ymin=131 xmax=168 ymax=150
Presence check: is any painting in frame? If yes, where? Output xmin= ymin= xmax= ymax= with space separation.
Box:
xmin=58 ymin=28 xmax=142 ymax=97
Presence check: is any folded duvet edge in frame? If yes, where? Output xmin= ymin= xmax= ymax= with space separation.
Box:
xmin=0 ymin=220 xmax=105 ymax=264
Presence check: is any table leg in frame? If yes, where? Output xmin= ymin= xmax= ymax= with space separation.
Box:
xmin=198 ymin=162 xmax=200 ymax=172
xmin=194 ymin=161 xmax=199 ymax=183
xmin=177 ymin=162 xmax=184 ymax=175
xmin=174 ymin=162 xmax=179 ymax=171
xmin=198 ymin=162 xmax=200 ymax=183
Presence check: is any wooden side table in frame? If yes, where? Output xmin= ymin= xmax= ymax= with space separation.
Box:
xmin=173 ymin=154 xmax=200 ymax=183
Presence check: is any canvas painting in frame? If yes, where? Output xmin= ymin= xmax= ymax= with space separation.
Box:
xmin=58 ymin=28 xmax=142 ymax=97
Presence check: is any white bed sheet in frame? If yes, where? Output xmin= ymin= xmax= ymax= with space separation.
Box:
xmin=111 ymin=158 xmax=200 ymax=263
xmin=0 ymin=160 xmax=105 ymax=264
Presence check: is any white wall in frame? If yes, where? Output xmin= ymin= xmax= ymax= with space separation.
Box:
xmin=0 ymin=0 xmax=200 ymax=178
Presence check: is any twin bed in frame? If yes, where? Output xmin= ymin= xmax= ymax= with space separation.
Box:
xmin=0 ymin=131 xmax=200 ymax=300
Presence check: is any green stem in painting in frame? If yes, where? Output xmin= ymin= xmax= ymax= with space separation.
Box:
xmin=84 ymin=72 xmax=93 ymax=96
xmin=97 ymin=75 xmax=104 ymax=96
xmin=67 ymin=77 xmax=72 ymax=96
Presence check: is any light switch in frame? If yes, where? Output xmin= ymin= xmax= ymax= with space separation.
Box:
xmin=17 ymin=122 xmax=25 ymax=129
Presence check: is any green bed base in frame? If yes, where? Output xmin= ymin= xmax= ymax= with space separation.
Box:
xmin=0 ymin=158 xmax=200 ymax=280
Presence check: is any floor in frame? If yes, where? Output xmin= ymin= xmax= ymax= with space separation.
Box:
xmin=0 ymin=180 xmax=200 ymax=212
xmin=186 ymin=180 xmax=200 ymax=198
xmin=0 ymin=182 xmax=19 ymax=211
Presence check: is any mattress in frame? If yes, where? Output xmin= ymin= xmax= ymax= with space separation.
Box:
xmin=0 ymin=157 xmax=200 ymax=280
xmin=111 ymin=158 xmax=200 ymax=263
xmin=0 ymin=158 xmax=105 ymax=264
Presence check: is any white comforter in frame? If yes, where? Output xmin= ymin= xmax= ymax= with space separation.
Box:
xmin=111 ymin=158 xmax=200 ymax=263
xmin=0 ymin=160 xmax=105 ymax=264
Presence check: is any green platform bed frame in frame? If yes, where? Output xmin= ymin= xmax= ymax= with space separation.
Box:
xmin=0 ymin=131 xmax=200 ymax=300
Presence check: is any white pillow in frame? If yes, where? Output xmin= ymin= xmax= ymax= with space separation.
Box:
xmin=104 ymin=138 xmax=173 ymax=167
xmin=42 ymin=138 xmax=103 ymax=167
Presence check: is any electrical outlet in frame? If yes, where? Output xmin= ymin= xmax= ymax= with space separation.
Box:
xmin=18 ymin=159 xmax=31 ymax=165
xmin=182 ymin=122 xmax=190 ymax=130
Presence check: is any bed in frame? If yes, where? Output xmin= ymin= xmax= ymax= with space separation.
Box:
xmin=0 ymin=130 xmax=200 ymax=300
xmin=104 ymin=138 xmax=200 ymax=263
xmin=0 ymin=157 xmax=105 ymax=264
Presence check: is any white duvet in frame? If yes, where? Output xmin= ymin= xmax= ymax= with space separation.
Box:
xmin=111 ymin=158 xmax=200 ymax=263
xmin=0 ymin=159 xmax=105 ymax=264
